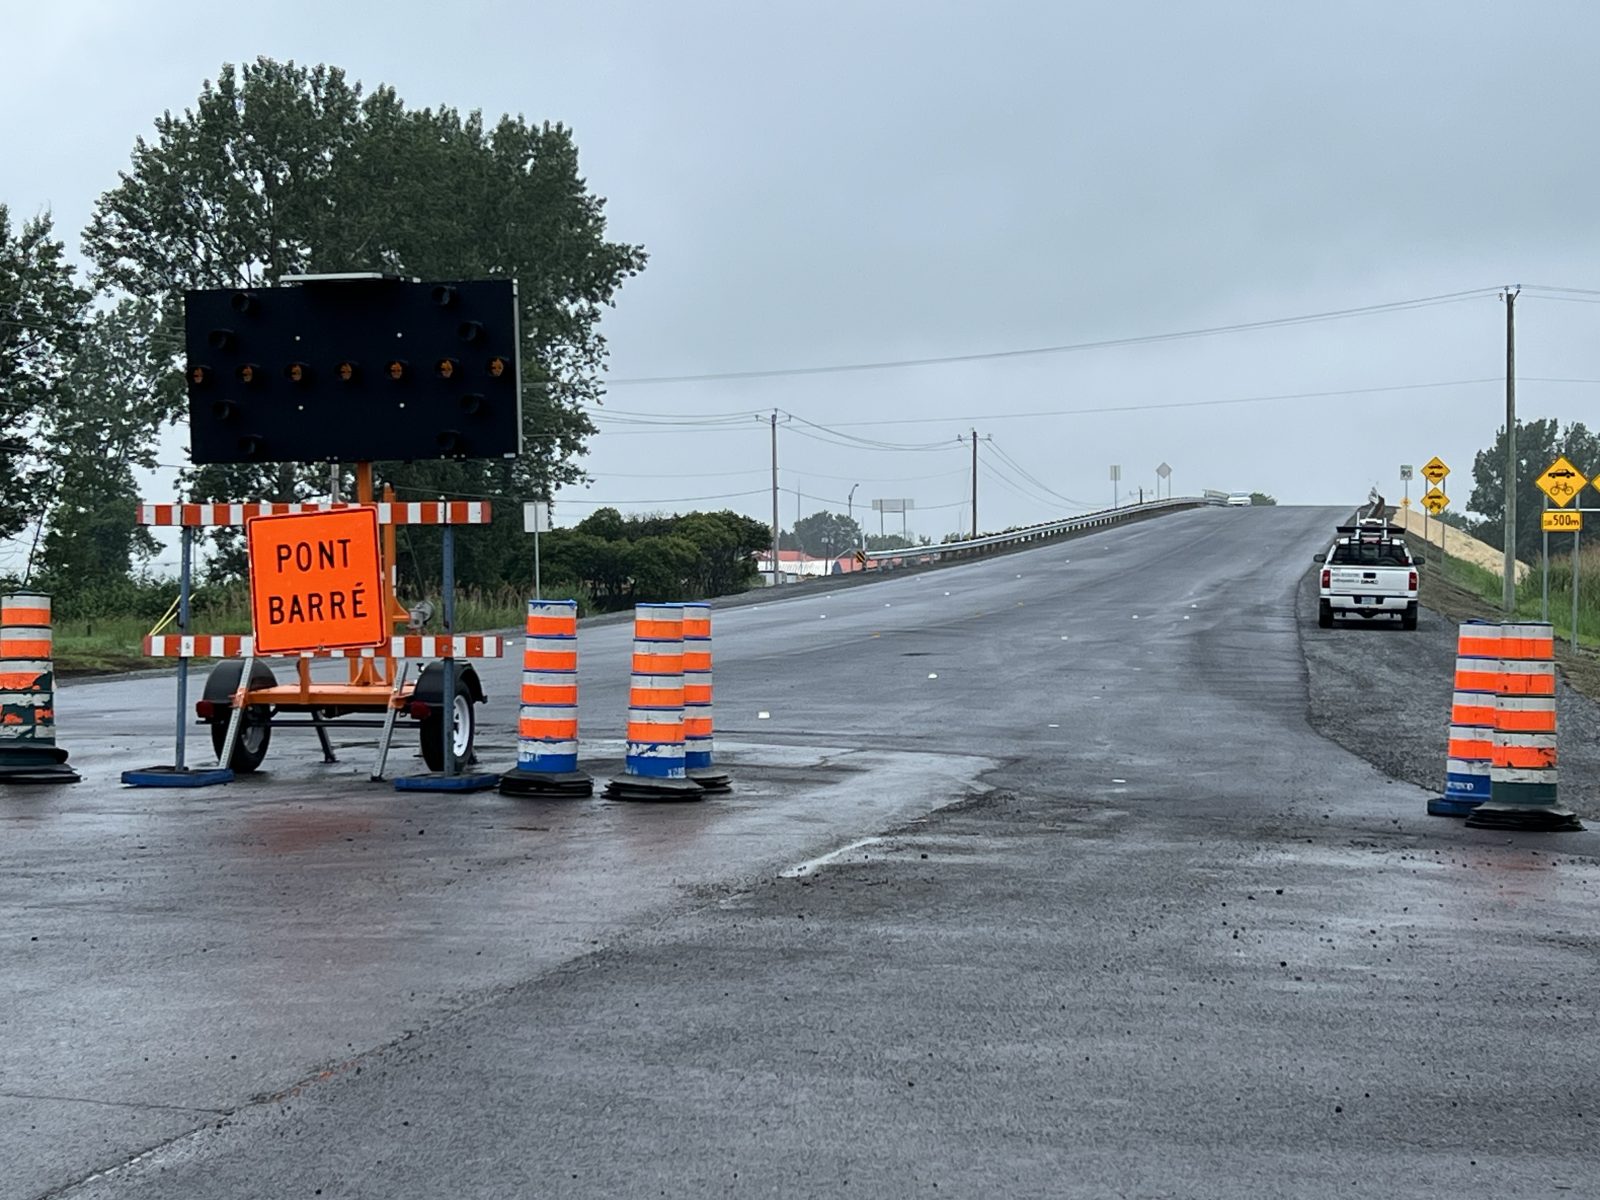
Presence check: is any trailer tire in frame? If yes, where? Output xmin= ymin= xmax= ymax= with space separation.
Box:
xmin=419 ymin=675 xmax=476 ymax=772
xmin=203 ymin=660 xmax=277 ymax=773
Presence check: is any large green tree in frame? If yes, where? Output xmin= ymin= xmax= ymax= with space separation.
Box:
xmin=1468 ymin=418 xmax=1600 ymax=560
xmin=84 ymin=57 xmax=647 ymax=586
xmin=33 ymin=300 xmax=170 ymax=599
xmin=790 ymin=510 xmax=863 ymax=558
xmin=0 ymin=208 xmax=88 ymax=545
xmin=540 ymin=508 xmax=768 ymax=609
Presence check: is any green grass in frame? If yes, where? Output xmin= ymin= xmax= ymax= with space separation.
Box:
xmin=1426 ymin=538 xmax=1600 ymax=647
xmin=1435 ymin=552 xmax=1505 ymax=603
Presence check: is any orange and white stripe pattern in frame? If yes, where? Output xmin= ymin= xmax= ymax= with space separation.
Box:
xmin=624 ymin=604 xmax=686 ymax=779
xmin=682 ymin=602 xmax=715 ymax=771
xmin=1 ymin=593 xmax=57 ymax=743
xmin=1492 ymin=622 xmax=1560 ymax=803
xmin=516 ymin=600 xmax=580 ymax=775
xmin=137 ymin=501 xmax=492 ymax=527
xmin=144 ymin=635 xmax=504 ymax=658
xmin=1443 ymin=622 xmax=1499 ymax=811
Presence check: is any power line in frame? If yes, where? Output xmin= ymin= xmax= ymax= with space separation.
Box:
xmin=603 ymin=288 xmax=1501 ymax=386
xmin=781 ymin=411 xmax=959 ymax=453
xmin=985 ymin=440 xmax=1095 ymax=509
xmin=786 ymin=377 xmax=1515 ymax=428
xmin=551 ymin=488 xmax=771 ymax=507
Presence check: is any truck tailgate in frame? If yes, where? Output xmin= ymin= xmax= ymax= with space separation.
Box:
xmin=1327 ymin=566 xmax=1410 ymax=596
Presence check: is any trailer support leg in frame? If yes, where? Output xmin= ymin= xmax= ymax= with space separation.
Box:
xmin=311 ymin=709 xmax=338 ymax=764
xmin=219 ymin=654 xmax=254 ymax=769
xmin=371 ymin=660 xmax=411 ymax=782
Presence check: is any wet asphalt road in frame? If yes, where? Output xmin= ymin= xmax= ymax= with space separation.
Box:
xmin=6 ymin=504 xmax=1600 ymax=1199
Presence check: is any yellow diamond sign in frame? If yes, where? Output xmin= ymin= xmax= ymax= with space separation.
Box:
xmin=1420 ymin=456 xmax=1449 ymax=485
xmin=1535 ymin=456 xmax=1587 ymax=507
xmin=1421 ymin=487 xmax=1448 ymax=515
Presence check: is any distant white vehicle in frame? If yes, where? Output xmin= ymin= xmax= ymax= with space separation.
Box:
xmin=1225 ymin=493 xmax=1251 ymax=506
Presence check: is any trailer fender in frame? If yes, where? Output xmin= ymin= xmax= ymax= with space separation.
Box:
xmin=199 ymin=659 xmax=278 ymax=715
xmin=413 ymin=661 xmax=486 ymax=709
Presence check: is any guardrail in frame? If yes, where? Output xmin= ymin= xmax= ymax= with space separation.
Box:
xmin=862 ymin=495 xmax=1225 ymax=566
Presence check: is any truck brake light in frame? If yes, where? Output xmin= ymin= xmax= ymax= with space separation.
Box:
xmin=1409 ymin=570 xmax=1418 ymax=590
xmin=1321 ymin=569 xmax=1330 ymax=589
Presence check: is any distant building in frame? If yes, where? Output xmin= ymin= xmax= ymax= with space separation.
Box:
xmin=754 ymin=550 xmax=867 ymax=583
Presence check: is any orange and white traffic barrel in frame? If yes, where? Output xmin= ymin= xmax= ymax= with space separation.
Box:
xmin=1466 ymin=621 xmax=1581 ymax=831
xmin=682 ymin=602 xmax=730 ymax=792
xmin=0 ymin=592 xmax=80 ymax=784
xmin=500 ymin=599 xmax=592 ymax=796
xmin=605 ymin=604 xmax=701 ymax=799
xmin=1433 ymin=621 xmax=1499 ymax=816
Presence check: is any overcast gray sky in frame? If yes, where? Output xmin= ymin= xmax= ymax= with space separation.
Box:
xmin=7 ymin=0 xmax=1600 ymax=565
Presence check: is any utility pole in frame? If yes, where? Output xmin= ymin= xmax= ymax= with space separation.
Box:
xmin=1503 ymin=287 xmax=1520 ymax=614
xmin=770 ymin=411 xmax=780 ymax=587
xmin=970 ymin=428 xmax=979 ymax=538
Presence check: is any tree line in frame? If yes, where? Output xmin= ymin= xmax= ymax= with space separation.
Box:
xmin=0 ymin=57 xmax=672 ymax=616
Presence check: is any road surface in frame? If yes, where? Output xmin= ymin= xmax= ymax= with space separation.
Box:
xmin=5 ymin=504 xmax=1597 ymax=1198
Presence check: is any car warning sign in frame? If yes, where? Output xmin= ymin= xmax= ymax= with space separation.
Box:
xmin=247 ymin=508 xmax=386 ymax=654
xmin=1535 ymin=456 xmax=1587 ymax=508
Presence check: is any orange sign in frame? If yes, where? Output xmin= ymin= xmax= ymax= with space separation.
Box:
xmin=246 ymin=508 xmax=386 ymax=654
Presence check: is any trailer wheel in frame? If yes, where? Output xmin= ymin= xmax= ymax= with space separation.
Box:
xmin=419 ymin=677 xmax=476 ymax=772
xmin=202 ymin=660 xmax=277 ymax=773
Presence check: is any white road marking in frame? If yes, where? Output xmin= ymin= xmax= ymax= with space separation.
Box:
xmin=780 ymin=836 xmax=886 ymax=878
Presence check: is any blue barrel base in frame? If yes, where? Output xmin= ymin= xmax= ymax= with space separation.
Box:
xmin=499 ymin=767 xmax=594 ymax=798
xmin=604 ymin=775 xmax=705 ymax=801
xmin=394 ymin=772 xmax=501 ymax=794
xmin=688 ymin=767 xmax=732 ymax=793
xmin=1464 ymin=803 xmax=1583 ymax=832
xmin=1427 ymin=795 xmax=1480 ymax=817
xmin=121 ymin=765 xmax=233 ymax=788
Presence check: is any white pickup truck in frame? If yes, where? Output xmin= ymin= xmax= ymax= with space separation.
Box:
xmin=1314 ymin=520 xmax=1422 ymax=630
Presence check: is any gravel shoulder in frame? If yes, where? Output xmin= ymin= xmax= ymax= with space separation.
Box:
xmin=1297 ymin=565 xmax=1600 ymax=819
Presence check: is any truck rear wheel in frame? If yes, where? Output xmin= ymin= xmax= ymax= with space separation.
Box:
xmin=1318 ymin=600 xmax=1333 ymax=629
xmin=1401 ymin=603 xmax=1419 ymax=631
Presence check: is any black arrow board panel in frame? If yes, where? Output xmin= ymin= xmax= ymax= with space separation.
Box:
xmin=184 ymin=278 xmax=522 ymax=464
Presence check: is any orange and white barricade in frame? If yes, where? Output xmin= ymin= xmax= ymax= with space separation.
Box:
xmin=500 ymin=599 xmax=592 ymax=797
xmin=682 ymin=602 xmax=730 ymax=791
xmin=0 ymin=592 xmax=79 ymax=783
xmin=1433 ymin=622 xmax=1499 ymax=816
xmin=605 ymin=604 xmax=701 ymax=799
xmin=1466 ymin=622 xmax=1581 ymax=830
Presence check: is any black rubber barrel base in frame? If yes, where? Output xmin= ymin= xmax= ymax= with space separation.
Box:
xmin=604 ymin=776 xmax=706 ymax=801
xmin=1464 ymin=803 xmax=1584 ymax=832
xmin=499 ymin=768 xmax=594 ymax=798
